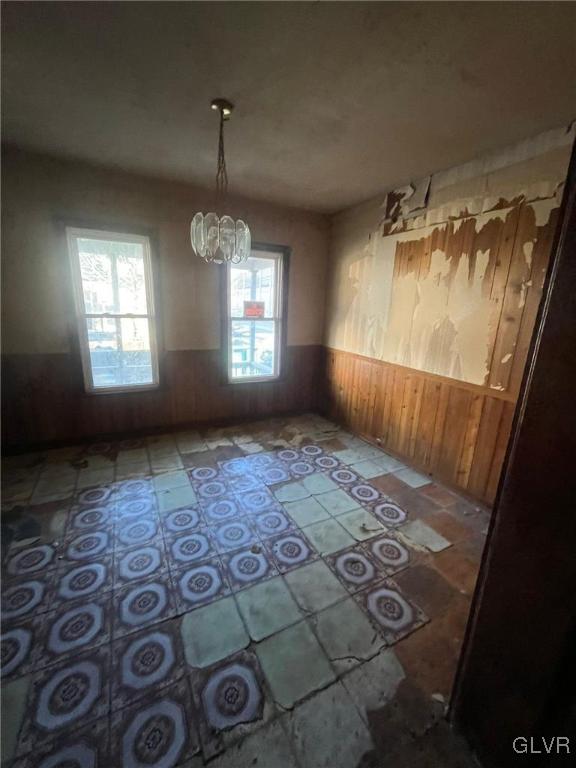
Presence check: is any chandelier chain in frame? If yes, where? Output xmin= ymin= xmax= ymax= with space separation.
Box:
xmin=216 ymin=110 xmax=229 ymax=200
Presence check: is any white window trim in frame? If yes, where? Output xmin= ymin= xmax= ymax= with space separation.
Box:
xmin=226 ymin=250 xmax=284 ymax=384
xmin=67 ymin=226 xmax=160 ymax=395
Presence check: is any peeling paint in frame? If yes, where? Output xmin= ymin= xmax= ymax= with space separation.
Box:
xmin=523 ymin=241 xmax=534 ymax=269
xmin=501 ymin=353 xmax=512 ymax=364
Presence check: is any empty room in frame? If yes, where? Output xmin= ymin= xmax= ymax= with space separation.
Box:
xmin=1 ymin=2 xmax=575 ymax=767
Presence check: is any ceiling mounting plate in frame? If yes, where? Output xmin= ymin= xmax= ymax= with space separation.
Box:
xmin=211 ymin=98 xmax=234 ymax=119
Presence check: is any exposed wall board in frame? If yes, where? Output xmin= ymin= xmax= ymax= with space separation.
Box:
xmin=324 ymin=131 xmax=572 ymax=502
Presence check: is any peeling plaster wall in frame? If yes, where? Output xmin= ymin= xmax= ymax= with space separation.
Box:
xmin=325 ymin=124 xmax=574 ymax=394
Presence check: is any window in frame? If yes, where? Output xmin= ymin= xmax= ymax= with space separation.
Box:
xmin=226 ymin=248 xmax=287 ymax=381
xmin=67 ymin=227 xmax=159 ymax=393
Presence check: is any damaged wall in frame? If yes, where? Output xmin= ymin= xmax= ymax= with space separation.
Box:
xmin=323 ymin=125 xmax=574 ymax=502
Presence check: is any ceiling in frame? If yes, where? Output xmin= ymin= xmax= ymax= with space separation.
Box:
xmin=2 ymin=2 xmax=576 ymax=213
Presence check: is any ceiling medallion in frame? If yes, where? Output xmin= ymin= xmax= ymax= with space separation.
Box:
xmin=190 ymin=98 xmax=251 ymax=264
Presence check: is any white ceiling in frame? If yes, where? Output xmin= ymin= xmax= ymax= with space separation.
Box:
xmin=2 ymin=2 xmax=576 ymax=213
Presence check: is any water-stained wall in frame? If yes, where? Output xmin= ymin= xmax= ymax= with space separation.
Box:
xmin=323 ymin=125 xmax=574 ymax=502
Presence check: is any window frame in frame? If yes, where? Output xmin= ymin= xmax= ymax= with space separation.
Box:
xmin=222 ymin=243 xmax=290 ymax=385
xmin=67 ymin=226 xmax=160 ymax=395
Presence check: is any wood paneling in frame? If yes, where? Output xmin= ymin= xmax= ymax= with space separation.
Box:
xmin=1 ymin=345 xmax=322 ymax=450
xmin=322 ymin=347 xmax=516 ymax=504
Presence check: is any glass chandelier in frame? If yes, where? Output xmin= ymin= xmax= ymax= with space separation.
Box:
xmin=190 ymin=99 xmax=251 ymax=264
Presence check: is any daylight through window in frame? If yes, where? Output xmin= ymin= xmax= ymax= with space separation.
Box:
xmin=67 ymin=228 xmax=159 ymax=392
xmin=227 ymin=250 xmax=284 ymax=381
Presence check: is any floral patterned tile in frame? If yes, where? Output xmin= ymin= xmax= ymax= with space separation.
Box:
xmin=255 ymin=463 xmax=291 ymax=486
xmin=172 ymin=558 xmax=231 ymax=611
xmin=159 ymin=504 xmax=205 ymax=537
xmin=76 ymin=485 xmax=115 ymax=508
xmin=200 ymin=495 xmax=243 ymax=525
xmin=16 ymin=645 xmax=111 ymax=757
xmin=329 ymin=467 xmax=359 ymax=487
xmin=34 ymin=593 xmax=112 ymax=671
xmin=354 ymin=578 xmax=428 ymax=644
xmin=371 ymin=499 xmax=408 ymax=527
xmin=188 ymin=466 xmax=219 ymax=485
xmin=66 ymin=504 xmax=115 ymax=534
xmin=325 ymin=545 xmax=386 ymax=594
xmin=1 ymin=573 xmax=56 ymax=620
xmin=347 ymin=483 xmax=384 ymax=506
xmin=110 ymin=677 xmax=200 ymax=766
xmin=210 ymin=519 xmax=260 ymax=554
xmin=276 ymin=449 xmax=301 ymax=464
xmin=1 ymin=615 xmax=43 ymax=680
xmin=222 ymin=547 xmax=278 ymax=592
xmin=114 ymin=541 xmax=168 ymax=586
xmin=4 ymin=543 xmax=60 ymax=578
xmin=195 ymin=478 xmax=230 ymax=502
xmin=264 ymin=530 xmax=318 ymax=573
xmin=166 ymin=528 xmax=218 ymax=568
xmin=114 ymin=516 xmax=160 ymax=551
xmin=112 ymin=573 xmax=178 ymax=639
xmin=313 ymin=454 xmax=341 ymax=471
xmin=113 ymin=477 xmax=153 ymax=500
xmin=11 ymin=718 xmax=110 ymax=768
xmin=111 ymin=619 xmax=186 ymax=711
xmin=60 ymin=530 xmax=112 ymax=565
xmin=235 ymin=487 xmax=277 ymax=516
xmin=250 ymin=508 xmax=294 ymax=539
xmin=362 ymin=532 xmax=415 ymax=576
xmin=227 ymin=472 xmax=262 ymax=494
xmin=53 ymin=558 xmax=114 ymax=606
xmin=218 ymin=457 xmax=251 ymax=477
xmin=288 ymin=459 xmax=316 ymax=478
xmin=114 ymin=493 xmax=158 ymax=521
xmin=191 ymin=649 xmax=269 ymax=760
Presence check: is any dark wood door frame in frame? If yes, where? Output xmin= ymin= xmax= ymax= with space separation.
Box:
xmin=450 ymin=139 xmax=576 ymax=765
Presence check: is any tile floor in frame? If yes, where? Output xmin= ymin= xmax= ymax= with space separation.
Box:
xmin=1 ymin=414 xmax=489 ymax=768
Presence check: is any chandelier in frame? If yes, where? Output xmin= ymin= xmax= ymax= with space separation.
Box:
xmin=190 ymin=99 xmax=251 ymax=264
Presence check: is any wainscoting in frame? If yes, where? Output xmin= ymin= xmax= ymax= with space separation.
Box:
xmin=323 ymin=347 xmax=516 ymax=504
xmin=2 ymin=345 xmax=323 ymax=450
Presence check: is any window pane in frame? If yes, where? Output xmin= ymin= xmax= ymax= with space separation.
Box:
xmin=86 ymin=317 xmax=154 ymax=388
xmin=230 ymin=320 xmax=276 ymax=379
xmin=230 ymin=256 xmax=277 ymax=318
xmin=77 ymin=238 xmax=146 ymax=314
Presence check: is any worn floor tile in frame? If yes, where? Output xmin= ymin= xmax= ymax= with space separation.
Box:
xmin=0 ymin=675 xmax=30 ymax=763
xmin=312 ymin=598 xmax=386 ymax=673
xmin=286 ymin=681 xmax=373 ymax=768
xmin=152 ymin=469 xmax=190 ymax=492
xmin=274 ymin=482 xmax=310 ymax=503
xmin=341 ymin=649 xmax=406 ymax=723
xmin=284 ymin=560 xmax=348 ymax=613
xmin=110 ymin=677 xmax=200 ymax=765
xmin=356 ymin=579 xmax=428 ymax=645
xmin=156 ymin=484 xmax=198 ymax=512
xmin=256 ymin=621 xmax=335 ymax=709
xmin=394 ymin=467 xmax=431 ymax=488
xmin=350 ymin=459 xmax=387 ymax=479
xmin=180 ymin=596 xmax=249 ymax=668
xmin=315 ymin=489 xmax=359 ymax=516
xmin=400 ymin=520 xmax=452 ymax=552
xmin=236 ymin=576 xmax=302 ymax=640
xmin=205 ymin=719 xmax=299 ymax=768
xmin=393 ymin=564 xmax=459 ymax=616
xmin=191 ymin=648 xmax=272 ymax=759
xmin=283 ymin=496 xmax=330 ymax=527
xmin=337 ymin=507 xmax=386 ymax=541
xmin=302 ymin=517 xmax=355 ymax=555
xmin=302 ymin=473 xmax=338 ymax=495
